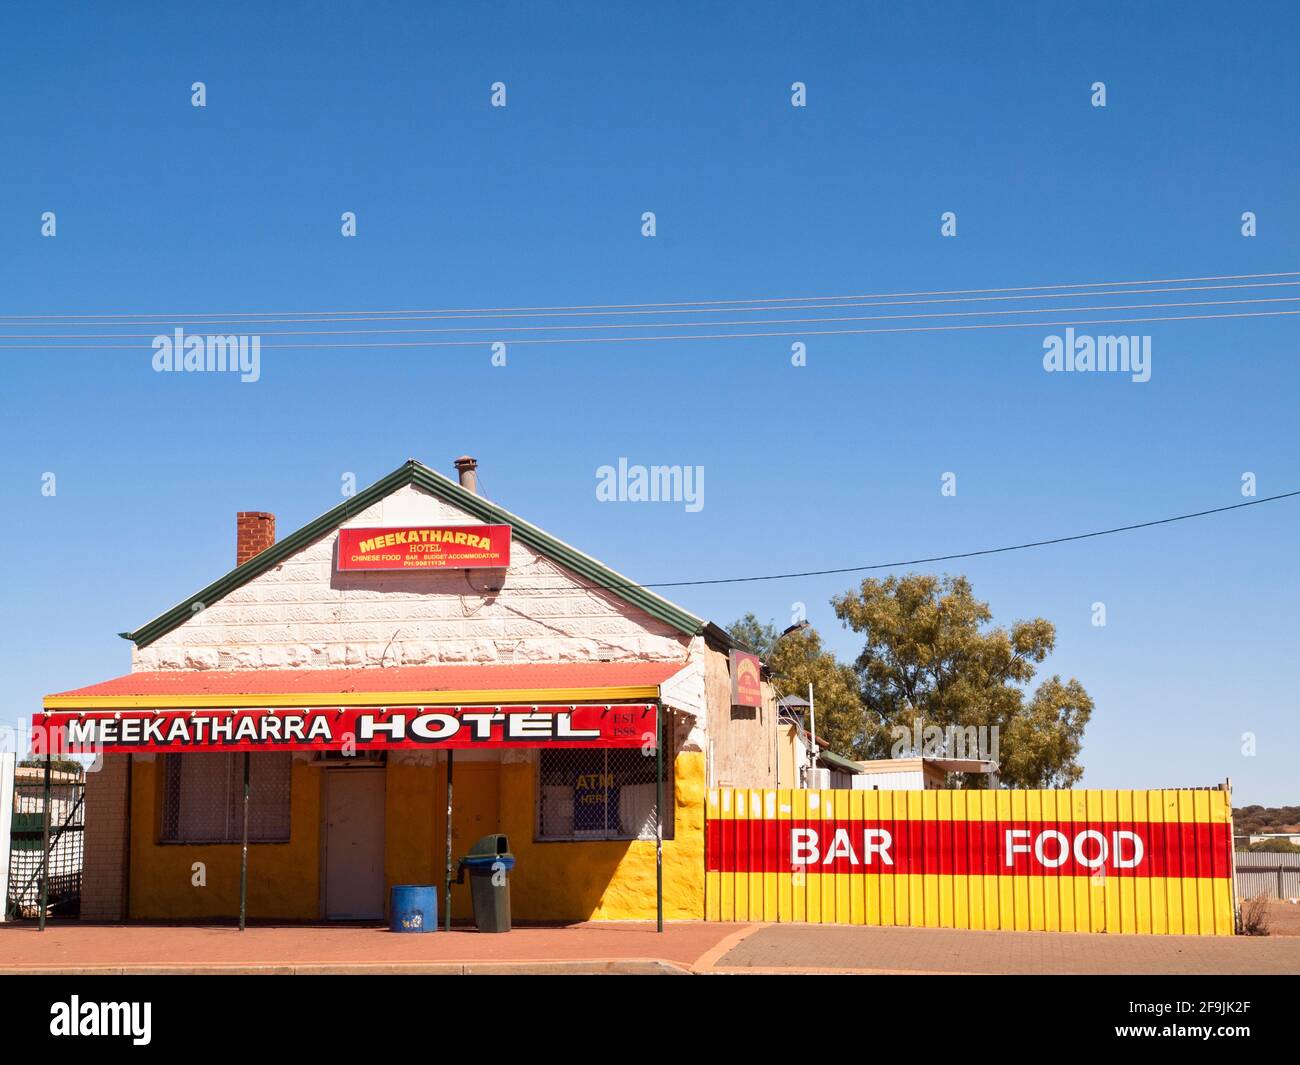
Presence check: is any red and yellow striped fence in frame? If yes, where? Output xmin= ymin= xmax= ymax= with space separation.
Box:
xmin=705 ymin=788 xmax=1235 ymax=935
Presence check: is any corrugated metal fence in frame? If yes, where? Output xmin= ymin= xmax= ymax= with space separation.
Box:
xmin=706 ymin=788 xmax=1235 ymax=935
xmin=1235 ymin=851 xmax=1300 ymax=900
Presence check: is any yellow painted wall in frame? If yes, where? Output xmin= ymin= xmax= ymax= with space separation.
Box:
xmin=125 ymin=749 xmax=706 ymax=923
xmin=501 ymin=750 xmax=706 ymax=922
xmin=776 ymin=722 xmax=801 ymax=789
xmin=434 ymin=758 xmax=503 ymax=920
xmin=128 ymin=756 xmax=321 ymax=920
xmin=385 ymin=758 xmax=437 ymax=892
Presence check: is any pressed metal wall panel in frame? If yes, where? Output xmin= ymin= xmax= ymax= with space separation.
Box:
xmin=705 ymin=788 xmax=1235 ymax=935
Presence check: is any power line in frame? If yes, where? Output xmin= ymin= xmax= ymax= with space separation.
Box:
xmin=508 ymin=488 xmax=1300 ymax=594
xmin=3 ymin=308 xmax=1293 ymax=348
xmin=4 ymin=280 xmax=1300 ymax=327
xmin=3 ymin=269 xmax=1297 ymax=320
xmin=3 ymin=295 xmax=1297 ymax=340
xmin=5 ymin=293 xmax=1294 ymax=340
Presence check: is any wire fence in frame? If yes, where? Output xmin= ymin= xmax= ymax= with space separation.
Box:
xmin=6 ymin=769 xmax=84 ymax=920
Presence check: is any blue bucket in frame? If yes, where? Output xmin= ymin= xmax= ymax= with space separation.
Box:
xmin=390 ymin=884 xmax=438 ymax=933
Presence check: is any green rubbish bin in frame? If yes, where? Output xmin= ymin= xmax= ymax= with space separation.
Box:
xmin=455 ymin=833 xmax=515 ymax=932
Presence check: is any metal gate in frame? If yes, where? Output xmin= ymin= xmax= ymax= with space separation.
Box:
xmin=5 ymin=765 xmax=85 ymax=920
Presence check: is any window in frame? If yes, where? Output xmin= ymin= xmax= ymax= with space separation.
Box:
xmin=535 ymin=748 xmax=671 ymax=842
xmin=161 ymin=753 xmax=292 ymax=843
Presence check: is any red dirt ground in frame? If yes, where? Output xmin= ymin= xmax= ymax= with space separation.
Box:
xmin=1263 ymin=901 xmax=1300 ymax=936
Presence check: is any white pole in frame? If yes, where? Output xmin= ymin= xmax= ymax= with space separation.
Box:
xmin=807 ymin=682 xmax=816 ymax=778
xmin=0 ymin=750 xmax=13 ymax=922
xmin=1226 ymin=777 xmax=1240 ymax=933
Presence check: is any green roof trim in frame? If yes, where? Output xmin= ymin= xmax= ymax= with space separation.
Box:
xmin=818 ymin=748 xmax=864 ymax=775
xmin=122 ymin=459 xmax=707 ymax=649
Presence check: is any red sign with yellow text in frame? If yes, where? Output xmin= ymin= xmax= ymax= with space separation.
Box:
xmin=337 ymin=525 xmax=511 ymax=571
xmin=730 ymin=650 xmax=763 ymax=707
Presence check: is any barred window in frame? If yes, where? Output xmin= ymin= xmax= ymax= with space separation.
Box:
xmin=535 ymin=748 xmax=671 ymax=842
xmin=161 ymin=753 xmax=292 ymax=843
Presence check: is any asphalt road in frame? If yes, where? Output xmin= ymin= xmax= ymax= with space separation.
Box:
xmin=714 ymin=922 xmax=1300 ymax=974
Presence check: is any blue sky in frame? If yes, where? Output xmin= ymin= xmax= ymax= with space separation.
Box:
xmin=1 ymin=2 xmax=1296 ymax=803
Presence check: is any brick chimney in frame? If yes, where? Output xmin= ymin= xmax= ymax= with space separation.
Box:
xmin=236 ymin=511 xmax=276 ymax=566
xmin=454 ymin=455 xmax=478 ymax=495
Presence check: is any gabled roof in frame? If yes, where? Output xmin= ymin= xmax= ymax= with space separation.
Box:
xmin=122 ymin=459 xmax=708 ymax=649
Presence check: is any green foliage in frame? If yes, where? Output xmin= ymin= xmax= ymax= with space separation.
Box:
xmin=726 ymin=613 xmax=780 ymax=659
xmin=1246 ymin=837 xmax=1300 ymax=853
xmin=730 ymin=574 xmax=1094 ymax=789
xmin=726 ymin=614 xmax=863 ymax=756
xmin=831 ymin=574 xmax=1093 ymax=789
xmin=768 ymin=629 xmax=864 ymax=758
xmin=1233 ymin=806 xmax=1300 ymax=835
xmin=18 ymin=758 xmax=83 ymax=776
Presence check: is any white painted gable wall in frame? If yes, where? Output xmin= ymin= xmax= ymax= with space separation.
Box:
xmin=132 ymin=484 xmax=693 ymax=675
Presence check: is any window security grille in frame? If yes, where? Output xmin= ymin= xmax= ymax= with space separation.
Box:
xmin=161 ymin=752 xmax=292 ymax=843
xmin=535 ymin=747 xmax=671 ymax=842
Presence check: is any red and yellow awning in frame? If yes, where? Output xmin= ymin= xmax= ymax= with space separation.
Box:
xmin=43 ymin=661 xmax=681 ymax=710
xmin=39 ymin=662 xmax=682 ymax=753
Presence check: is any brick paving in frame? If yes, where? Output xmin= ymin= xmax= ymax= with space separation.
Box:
xmin=0 ymin=921 xmax=738 ymax=974
xmin=3 ymin=920 xmax=1297 ymax=974
xmin=714 ymin=923 xmax=1300 ymax=974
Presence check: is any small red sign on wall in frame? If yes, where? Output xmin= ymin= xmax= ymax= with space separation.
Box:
xmin=337 ymin=524 xmax=511 ymax=571
xmin=730 ymin=650 xmax=763 ymax=707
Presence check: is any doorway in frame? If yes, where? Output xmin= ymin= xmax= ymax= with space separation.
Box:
xmin=323 ymin=767 xmax=386 ymax=920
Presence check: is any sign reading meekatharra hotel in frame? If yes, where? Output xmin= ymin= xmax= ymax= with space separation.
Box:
xmin=40 ymin=705 xmax=657 ymax=754
xmin=336 ymin=524 xmax=511 ymax=571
